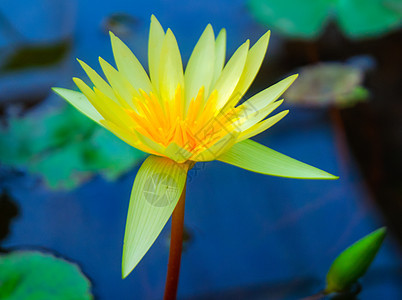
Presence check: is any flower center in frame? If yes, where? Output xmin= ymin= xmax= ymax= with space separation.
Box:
xmin=126 ymin=85 xmax=240 ymax=156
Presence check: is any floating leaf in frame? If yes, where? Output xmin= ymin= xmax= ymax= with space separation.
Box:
xmin=85 ymin=128 xmax=146 ymax=180
xmin=0 ymin=104 xmax=145 ymax=190
xmin=336 ymin=0 xmax=402 ymax=38
xmin=248 ymin=0 xmax=402 ymax=39
xmin=0 ymin=251 xmax=92 ymax=299
xmin=29 ymin=143 xmax=92 ymax=190
xmin=325 ymin=227 xmax=387 ymax=294
xmin=284 ymin=63 xmax=367 ymax=108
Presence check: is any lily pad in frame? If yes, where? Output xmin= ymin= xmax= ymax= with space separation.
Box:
xmin=248 ymin=0 xmax=402 ymax=39
xmin=0 ymin=251 xmax=92 ymax=300
xmin=284 ymin=63 xmax=368 ymax=108
xmin=0 ymin=104 xmax=146 ymax=190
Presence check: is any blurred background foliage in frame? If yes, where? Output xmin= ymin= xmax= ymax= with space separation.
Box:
xmin=248 ymin=0 xmax=402 ymax=39
xmin=0 ymin=104 xmax=145 ymax=189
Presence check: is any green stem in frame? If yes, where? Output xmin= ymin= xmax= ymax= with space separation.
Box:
xmin=163 ymin=183 xmax=186 ymax=300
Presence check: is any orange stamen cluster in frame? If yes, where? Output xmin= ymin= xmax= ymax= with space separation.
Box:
xmin=126 ymin=86 xmax=240 ymax=156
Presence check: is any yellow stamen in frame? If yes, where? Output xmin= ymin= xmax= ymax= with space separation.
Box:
xmin=123 ymin=85 xmax=243 ymax=159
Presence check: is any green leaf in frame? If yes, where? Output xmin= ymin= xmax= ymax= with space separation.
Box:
xmin=0 ymin=251 xmax=92 ymax=300
xmin=0 ymin=104 xmax=145 ymax=190
xmin=122 ymin=155 xmax=189 ymax=278
xmin=326 ymin=227 xmax=387 ymax=294
xmin=337 ymin=0 xmax=402 ymax=39
xmin=85 ymin=128 xmax=146 ymax=180
xmin=217 ymin=139 xmax=338 ymax=179
xmin=247 ymin=0 xmax=402 ymax=39
xmin=247 ymin=0 xmax=332 ymax=39
xmin=29 ymin=143 xmax=91 ymax=190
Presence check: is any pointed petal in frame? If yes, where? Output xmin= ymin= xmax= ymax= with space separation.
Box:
xmin=238 ymin=110 xmax=289 ymax=142
xmin=122 ymin=156 xmax=189 ymax=278
xmin=77 ymin=59 xmax=118 ymax=102
xmin=234 ymin=99 xmax=284 ymax=132
xmin=192 ymin=132 xmax=239 ymax=162
xmin=211 ymin=29 xmax=226 ymax=86
xmin=212 ymin=40 xmax=249 ymax=110
xmin=73 ymin=78 xmax=132 ymax=129
xmin=159 ymin=29 xmax=184 ymax=101
xmin=98 ymin=57 xmax=139 ymax=109
xmin=217 ymin=139 xmax=338 ymax=179
xmin=110 ymin=32 xmax=153 ymax=93
xmin=229 ymin=30 xmax=270 ymax=106
xmin=164 ymin=142 xmax=193 ymax=163
xmin=52 ymin=88 xmax=103 ymax=125
xmin=148 ymin=15 xmax=165 ymax=94
xmin=241 ymin=74 xmax=298 ymax=112
xmin=100 ymin=120 xmax=139 ymax=149
xmin=134 ymin=132 xmax=166 ymax=155
xmin=100 ymin=119 xmax=159 ymax=155
xmin=184 ymin=24 xmax=215 ymax=110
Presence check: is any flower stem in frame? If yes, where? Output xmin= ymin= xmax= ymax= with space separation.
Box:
xmin=163 ymin=183 xmax=186 ymax=300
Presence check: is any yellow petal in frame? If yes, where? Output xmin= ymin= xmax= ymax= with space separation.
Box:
xmin=159 ymin=29 xmax=184 ymax=101
xmin=218 ymin=139 xmax=338 ymax=179
xmin=192 ymin=132 xmax=239 ymax=161
xmin=77 ymin=59 xmax=117 ymax=102
xmin=135 ymin=131 xmax=167 ymax=155
xmin=148 ymin=15 xmax=165 ymax=95
xmin=228 ymin=30 xmax=270 ymax=107
xmin=212 ymin=40 xmax=249 ymax=110
xmin=184 ymin=24 xmax=215 ymax=111
xmin=101 ymin=119 xmax=159 ymax=154
xmin=241 ymin=74 xmax=298 ymax=112
xmin=122 ymin=156 xmax=189 ymax=278
xmin=211 ymin=28 xmax=226 ymax=86
xmin=100 ymin=120 xmax=138 ymax=147
xmin=110 ymin=31 xmax=153 ymax=93
xmin=235 ymin=99 xmax=284 ymax=132
xmin=164 ymin=142 xmax=193 ymax=163
xmin=52 ymin=88 xmax=103 ymax=125
xmin=98 ymin=57 xmax=139 ymax=109
xmin=74 ymin=77 xmax=132 ymax=130
xmin=238 ymin=110 xmax=289 ymax=142
xmin=73 ymin=77 xmax=114 ymax=123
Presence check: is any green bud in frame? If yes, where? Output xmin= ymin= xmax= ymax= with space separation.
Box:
xmin=325 ymin=227 xmax=387 ymax=294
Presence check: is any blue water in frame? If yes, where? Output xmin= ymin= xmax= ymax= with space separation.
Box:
xmin=1 ymin=0 xmax=401 ymax=299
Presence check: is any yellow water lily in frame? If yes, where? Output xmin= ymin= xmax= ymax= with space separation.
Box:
xmin=53 ymin=15 xmax=337 ymax=279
